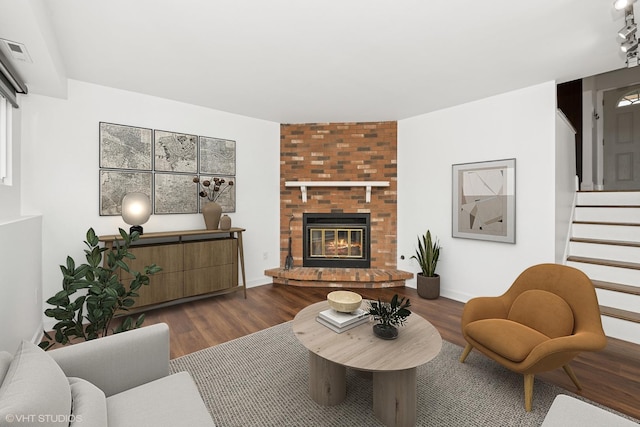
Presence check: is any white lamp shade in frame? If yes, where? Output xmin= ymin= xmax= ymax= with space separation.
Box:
xmin=614 ymin=0 xmax=637 ymax=10
xmin=121 ymin=192 xmax=152 ymax=226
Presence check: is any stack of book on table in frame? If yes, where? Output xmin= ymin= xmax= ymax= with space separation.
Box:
xmin=316 ymin=308 xmax=369 ymax=333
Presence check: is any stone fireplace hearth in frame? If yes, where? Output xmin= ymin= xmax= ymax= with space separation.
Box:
xmin=264 ymin=266 xmax=412 ymax=288
xmin=265 ymin=121 xmax=412 ymax=288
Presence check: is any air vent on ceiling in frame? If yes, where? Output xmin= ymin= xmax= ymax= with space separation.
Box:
xmin=0 ymin=39 xmax=32 ymax=63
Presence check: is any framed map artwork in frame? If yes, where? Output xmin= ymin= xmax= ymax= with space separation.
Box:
xmin=99 ymin=122 xmax=152 ymax=170
xmin=199 ymin=137 xmax=236 ymax=175
xmin=154 ymin=130 xmax=198 ymax=173
xmin=197 ymin=175 xmax=236 ymax=213
xmin=154 ymin=173 xmax=198 ymax=214
xmin=99 ymin=170 xmax=152 ymax=216
xmin=99 ymin=123 xmax=237 ymax=215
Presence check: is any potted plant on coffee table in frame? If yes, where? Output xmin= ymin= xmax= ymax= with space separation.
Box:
xmin=411 ymin=230 xmax=441 ymax=299
xmin=367 ymin=294 xmax=411 ymax=340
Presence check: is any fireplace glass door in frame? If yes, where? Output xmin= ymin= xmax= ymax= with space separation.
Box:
xmin=310 ymin=228 xmax=363 ymax=259
xmin=303 ymin=213 xmax=370 ymax=268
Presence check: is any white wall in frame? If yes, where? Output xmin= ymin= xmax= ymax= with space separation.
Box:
xmin=555 ymin=110 xmax=577 ymax=263
xmin=19 ymin=80 xmax=280 ymax=329
xmin=0 ymin=101 xmax=44 ymax=352
xmin=0 ymin=216 xmax=42 ymax=352
xmin=397 ymin=81 xmax=558 ymax=301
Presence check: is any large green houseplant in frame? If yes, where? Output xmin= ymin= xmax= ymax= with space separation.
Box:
xmin=411 ymin=230 xmax=441 ymax=299
xmin=40 ymin=228 xmax=161 ymax=350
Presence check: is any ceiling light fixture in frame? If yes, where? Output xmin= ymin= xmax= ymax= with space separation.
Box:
xmin=614 ymin=0 xmax=637 ymax=11
xmin=621 ymin=38 xmax=639 ymax=52
xmin=619 ymin=12 xmax=638 ymax=39
xmin=615 ymin=1 xmax=640 ymax=67
xmin=619 ymin=23 xmax=637 ymax=39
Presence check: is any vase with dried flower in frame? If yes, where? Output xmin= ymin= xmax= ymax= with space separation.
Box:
xmin=193 ymin=176 xmax=234 ymax=230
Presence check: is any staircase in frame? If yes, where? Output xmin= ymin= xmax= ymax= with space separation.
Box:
xmin=566 ymin=190 xmax=640 ymax=345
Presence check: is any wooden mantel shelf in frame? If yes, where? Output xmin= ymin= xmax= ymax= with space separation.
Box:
xmin=285 ymin=181 xmax=390 ymax=203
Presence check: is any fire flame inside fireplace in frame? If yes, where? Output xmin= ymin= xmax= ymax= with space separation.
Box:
xmin=325 ymin=239 xmax=362 ymax=256
xmin=310 ymin=229 xmax=363 ymax=258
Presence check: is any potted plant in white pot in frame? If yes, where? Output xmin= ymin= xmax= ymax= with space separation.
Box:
xmin=411 ymin=230 xmax=441 ymax=299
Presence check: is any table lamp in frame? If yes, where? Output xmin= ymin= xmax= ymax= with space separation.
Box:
xmin=121 ymin=192 xmax=151 ymax=235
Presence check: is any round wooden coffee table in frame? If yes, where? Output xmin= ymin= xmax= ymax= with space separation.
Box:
xmin=292 ymin=300 xmax=442 ymax=427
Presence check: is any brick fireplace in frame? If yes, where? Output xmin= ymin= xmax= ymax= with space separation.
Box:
xmin=264 ymin=121 xmax=412 ymax=288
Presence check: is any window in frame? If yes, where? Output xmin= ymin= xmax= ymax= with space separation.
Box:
xmin=0 ymin=46 xmax=26 ymax=187
xmin=0 ymin=94 xmax=11 ymax=185
xmin=617 ymin=88 xmax=640 ymax=107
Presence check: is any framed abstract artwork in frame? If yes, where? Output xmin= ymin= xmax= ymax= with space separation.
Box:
xmin=452 ymin=158 xmax=515 ymax=243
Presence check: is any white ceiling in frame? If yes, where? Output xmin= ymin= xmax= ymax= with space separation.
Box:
xmin=0 ymin=0 xmax=632 ymax=123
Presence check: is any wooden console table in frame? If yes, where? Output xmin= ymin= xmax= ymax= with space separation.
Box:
xmin=99 ymin=228 xmax=247 ymax=310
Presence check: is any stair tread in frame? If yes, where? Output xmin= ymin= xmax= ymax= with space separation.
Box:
xmin=572 ymin=192 xmax=640 ymax=328
xmin=570 ymin=237 xmax=640 ymax=247
xmin=578 ymin=190 xmax=640 ymax=193
xmin=576 ymin=205 xmax=640 ymax=208
xmin=566 ymin=256 xmax=640 ymax=270
xmin=573 ymin=221 xmax=640 ymax=227
xmin=600 ymin=306 xmax=640 ymax=323
xmin=592 ymin=280 xmax=640 ymax=295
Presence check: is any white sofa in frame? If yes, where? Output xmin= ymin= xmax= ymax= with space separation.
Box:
xmin=541 ymin=394 xmax=638 ymax=427
xmin=0 ymin=323 xmax=214 ymax=427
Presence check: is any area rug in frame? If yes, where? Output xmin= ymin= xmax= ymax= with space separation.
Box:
xmin=170 ymin=322 xmax=623 ymax=427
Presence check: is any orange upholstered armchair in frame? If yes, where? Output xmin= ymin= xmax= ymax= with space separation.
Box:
xmin=459 ymin=263 xmax=607 ymax=412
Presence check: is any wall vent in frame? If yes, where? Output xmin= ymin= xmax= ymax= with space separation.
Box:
xmin=0 ymin=39 xmax=32 ymax=63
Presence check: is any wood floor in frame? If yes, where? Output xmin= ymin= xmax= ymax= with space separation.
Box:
xmin=139 ymin=284 xmax=640 ymax=420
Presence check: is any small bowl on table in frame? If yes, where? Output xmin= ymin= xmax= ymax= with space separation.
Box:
xmin=327 ymin=290 xmax=362 ymax=313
